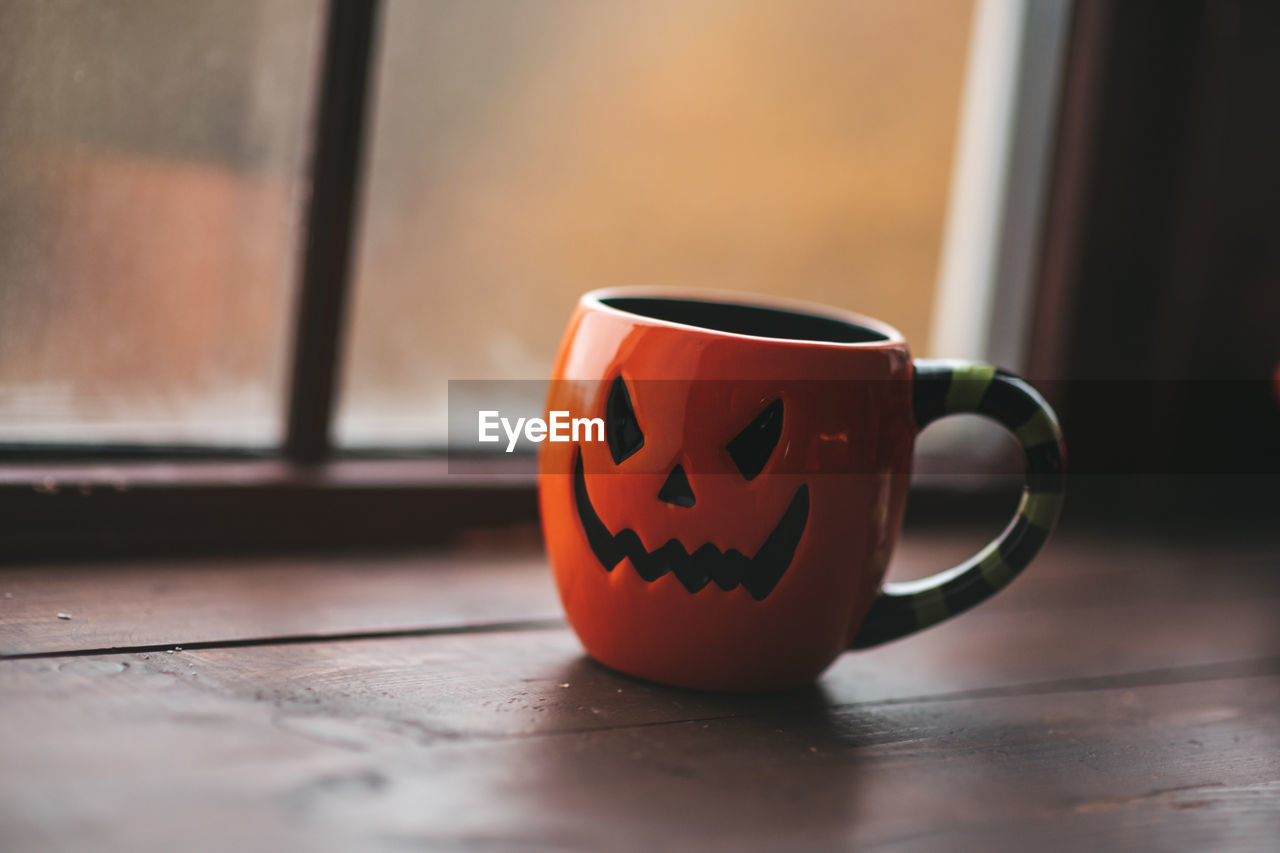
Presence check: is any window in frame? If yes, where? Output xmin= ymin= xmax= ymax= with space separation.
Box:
xmin=0 ymin=0 xmax=324 ymax=447
xmin=336 ymin=0 xmax=975 ymax=447
xmin=0 ymin=0 xmax=1075 ymax=554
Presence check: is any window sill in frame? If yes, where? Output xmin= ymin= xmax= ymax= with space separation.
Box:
xmin=0 ymin=456 xmax=538 ymax=561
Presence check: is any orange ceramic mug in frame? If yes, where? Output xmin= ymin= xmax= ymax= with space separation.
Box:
xmin=539 ymin=289 xmax=1065 ymax=691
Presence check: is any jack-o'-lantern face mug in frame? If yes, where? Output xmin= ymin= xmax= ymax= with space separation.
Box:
xmin=539 ymin=289 xmax=1065 ymax=691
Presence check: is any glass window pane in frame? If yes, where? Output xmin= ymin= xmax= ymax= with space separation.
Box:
xmin=0 ymin=0 xmax=324 ymax=446
xmin=338 ymin=0 xmax=974 ymax=447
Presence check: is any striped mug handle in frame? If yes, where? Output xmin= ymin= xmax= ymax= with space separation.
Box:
xmin=852 ymin=360 xmax=1066 ymax=649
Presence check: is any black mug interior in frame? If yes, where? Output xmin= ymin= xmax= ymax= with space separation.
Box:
xmin=601 ymin=296 xmax=889 ymax=344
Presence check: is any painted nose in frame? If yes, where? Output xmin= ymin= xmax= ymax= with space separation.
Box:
xmin=658 ymin=464 xmax=696 ymax=508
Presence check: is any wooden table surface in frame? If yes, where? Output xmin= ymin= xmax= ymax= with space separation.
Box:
xmin=2 ymin=527 xmax=1277 ymax=852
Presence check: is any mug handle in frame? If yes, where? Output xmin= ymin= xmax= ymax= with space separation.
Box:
xmin=851 ymin=359 xmax=1066 ymax=649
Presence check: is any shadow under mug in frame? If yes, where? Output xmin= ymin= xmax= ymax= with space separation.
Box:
xmin=538 ymin=288 xmax=1065 ymax=691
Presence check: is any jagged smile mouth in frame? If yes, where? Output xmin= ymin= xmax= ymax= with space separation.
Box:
xmin=572 ymin=451 xmax=809 ymax=600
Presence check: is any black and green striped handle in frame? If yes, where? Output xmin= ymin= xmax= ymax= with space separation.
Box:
xmin=852 ymin=359 xmax=1066 ymax=649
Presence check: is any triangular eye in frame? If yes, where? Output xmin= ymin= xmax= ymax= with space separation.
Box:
xmin=726 ymin=399 xmax=783 ymax=480
xmin=605 ymin=376 xmax=644 ymax=464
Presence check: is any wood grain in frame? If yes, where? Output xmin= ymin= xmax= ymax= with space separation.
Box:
xmin=2 ymin=530 xmax=1275 ymax=657
xmin=1 ymin=633 xmax=1277 ymax=851
xmin=0 ymin=548 xmax=560 ymax=656
xmin=0 ymin=531 xmax=1277 ymax=851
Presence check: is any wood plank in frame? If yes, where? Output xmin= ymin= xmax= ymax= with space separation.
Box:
xmin=1 ymin=637 xmax=1276 ymax=852
xmin=117 ymin=591 xmax=1280 ymax=740
xmin=0 ymin=547 xmax=560 ymax=657
xmin=2 ymin=530 xmax=1275 ymax=656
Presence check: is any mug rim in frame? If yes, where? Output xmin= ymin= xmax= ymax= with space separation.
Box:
xmin=581 ymin=286 xmax=907 ymax=349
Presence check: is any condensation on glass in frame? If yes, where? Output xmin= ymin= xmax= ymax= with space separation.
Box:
xmin=337 ymin=0 xmax=975 ymax=447
xmin=0 ymin=0 xmax=324 ymax=446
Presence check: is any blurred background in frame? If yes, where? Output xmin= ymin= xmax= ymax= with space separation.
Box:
xmin=0 ymin=0 xmax=1277 ymax=544
xmin=0 ymin=0 xmax=972 ymax=448
xmin=0 ymin=0 xmax=322 ymax=445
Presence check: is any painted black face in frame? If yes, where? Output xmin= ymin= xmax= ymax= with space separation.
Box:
xmin=574 ymin=378 xmax=809 ymax=600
